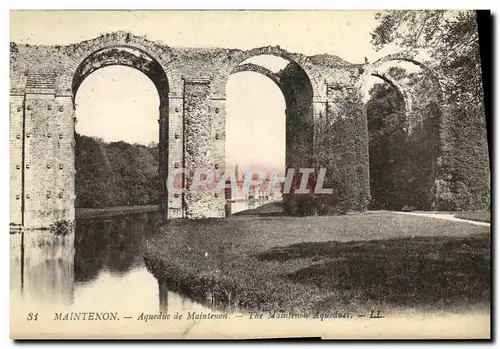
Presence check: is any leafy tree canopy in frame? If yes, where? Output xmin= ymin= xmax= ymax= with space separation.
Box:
xmin=371 ymin=10 xmax=483 ymax=113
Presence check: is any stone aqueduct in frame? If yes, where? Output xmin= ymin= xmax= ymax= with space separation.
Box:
xmin=9 ymin=31 xmax=443 ymax=229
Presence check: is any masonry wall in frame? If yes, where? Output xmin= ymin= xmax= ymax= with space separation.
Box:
xmin=166 ymin=96 xmax=184 ymax=218
xmin=10 ymin=96 xmax=24 ymax=226
xmin=22 ymin=93 xmax=75 ymax=228
xmin=183 ymin=79 xmax=226 ymax=218
xmin=210 ymin=97 xmax=227 ymax=215
xmin=9 ymin=32 xmax=375 ymax=225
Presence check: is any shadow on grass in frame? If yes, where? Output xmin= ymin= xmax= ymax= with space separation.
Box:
xmin=255 ymin=234 xmax=491 ymax=311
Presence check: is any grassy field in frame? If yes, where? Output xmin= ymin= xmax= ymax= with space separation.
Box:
xmin=454 ymin=211 xmax=491 ymax=223
xmin=144 ymin=204 xmax=490 ymax=315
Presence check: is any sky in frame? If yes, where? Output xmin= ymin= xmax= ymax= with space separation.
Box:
xmin=10 ymin=10 xmax=402 ymax=173
xmin=10 ymin=11 xmax=392 ymax=61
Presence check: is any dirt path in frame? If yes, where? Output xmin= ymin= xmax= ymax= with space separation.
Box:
xmin=393 ymin=211 xmax=491 ymax=227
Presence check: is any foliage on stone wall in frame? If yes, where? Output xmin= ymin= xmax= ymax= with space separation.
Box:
xmin=280 ymin=62 xmax=316 ymax=215
xmin=367 ymin=81 xmax=439 ymax=210
xmin=371 ymin=10 xmax=490 ymax=211
xmin=436 ymin=102 xmax=490 ymax=210
xmin=312 ymin=84 xmax=369 ymax=214
xmin=367 ymin=83 xmax=404 ymax=209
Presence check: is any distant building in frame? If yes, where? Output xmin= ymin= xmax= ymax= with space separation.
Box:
xmin=225 ymin=165 xmax=283 ymax=202
xmin=225 ymin=165 xmax=284 ymax=215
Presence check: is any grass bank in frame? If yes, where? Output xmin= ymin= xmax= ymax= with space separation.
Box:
xmin=76 ymin=205 xmax=158 ymax=219
xmin=454 ymin=211 xmax=491 ymax=223
xmin=144 ymin=206 xmax=490 ymax=314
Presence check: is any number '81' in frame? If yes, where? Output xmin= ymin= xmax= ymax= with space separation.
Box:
xmin=27 ymin=312 xmax=38 ymax=321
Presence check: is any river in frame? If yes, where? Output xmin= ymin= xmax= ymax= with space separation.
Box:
xmin=10 ymin=212 xmax=220 ymax=317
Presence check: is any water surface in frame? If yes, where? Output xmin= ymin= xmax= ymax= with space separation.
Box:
xmin=11 ymin=212 xmax=217 ymax=315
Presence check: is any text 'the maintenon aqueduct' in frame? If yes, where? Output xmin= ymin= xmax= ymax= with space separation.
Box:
xmin=10 ymin=31 xmax=479 ymax=229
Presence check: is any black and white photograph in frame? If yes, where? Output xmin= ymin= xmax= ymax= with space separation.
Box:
xmin=8 ymin=9 xmax=491 ymax=339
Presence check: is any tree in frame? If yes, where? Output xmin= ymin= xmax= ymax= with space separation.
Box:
xmin=372 ymin=11 xmax=483 ymax=114
xmin=75 ymin=134 xmax=160 ymax=208
xmin=371 ymin=10 xmax=490 ymax=210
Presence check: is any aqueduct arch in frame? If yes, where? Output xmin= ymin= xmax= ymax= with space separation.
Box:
xmin=10 ymin=31 xmax=407 ymax=228
xmin=360 ymin=53 xmax=443 ymax=121
xmin=71 ymin=45 xmax=171 ymax=215
xmin=227 ymin=55 xmax=316 ymax=214
xmin=360 ymin=54 xmax=443 ymax=210
xmin=231 ymin=63 xmax=282 ymax=91
xmin=215 ymin=45 xmax=325 ymax=100
xmin=229 ymin=54 xmax=315 ymax=167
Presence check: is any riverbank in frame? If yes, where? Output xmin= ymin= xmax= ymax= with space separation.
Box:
xmin=76 ymin=205 xmax=158 ymax=219
xmin=144 ymin=209 xmax=490 ymax=314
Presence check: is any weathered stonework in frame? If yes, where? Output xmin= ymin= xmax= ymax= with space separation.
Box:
xmin=10 ymin=95 xmax=24 ymax=226
xmin=10 ymin=31 xmax=461 ymax=227
xmin=183 ymin=78 xmax=225 ymax=218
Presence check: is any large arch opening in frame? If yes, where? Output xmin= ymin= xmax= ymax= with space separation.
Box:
xmin=71 ymin=46 xmax=170 ymax=214
xmin=74 ymin=66 xmax=160 ymax=208
xmin=225 ymin=54 xmax=314 ymax=216
xmin=363 ymin=59 xmax=441 ymax=210
xmin=225 ymin=70 xmax=286 ymax=213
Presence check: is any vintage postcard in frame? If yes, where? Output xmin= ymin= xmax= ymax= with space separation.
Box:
xmin=9 ymin=10 xmax=491 ymax=339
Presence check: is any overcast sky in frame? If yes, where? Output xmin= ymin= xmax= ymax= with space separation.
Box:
xmin=11 ymin=10 xmax=402 ymax=173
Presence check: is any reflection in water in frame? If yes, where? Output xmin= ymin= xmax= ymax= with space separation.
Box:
xmin=11 ymin=230 xmax=75 ymax=305
xmin=157 ymin=279 xmax=228 ymax=314
xmin=11 ymin=212 xmax=224 ymax=314
xmin=10 ymin=232 xmax=23 ymax=296
xmin=74 ymin=212 xmax=159 ymax=284
xmin=159 ymin=279 xmax=169 ymax=312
